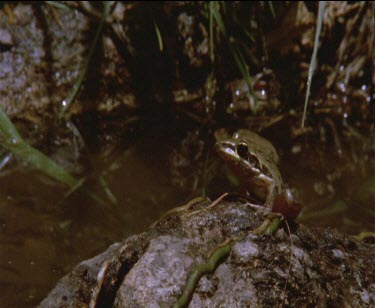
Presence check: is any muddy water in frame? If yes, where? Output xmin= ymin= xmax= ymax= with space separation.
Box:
xmin=0 ymin=127 xmax=192 ymax=307
xmin=278 ymin=129 xmax=375 ymax=233
xmin=1 ymin=122 xmax=374 ymax=307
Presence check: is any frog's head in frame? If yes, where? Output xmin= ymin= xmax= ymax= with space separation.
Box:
xmin=215 ymin=129 xmax=283 ymax=205
xmin=215 ymin=135 xmax=263 ymax=179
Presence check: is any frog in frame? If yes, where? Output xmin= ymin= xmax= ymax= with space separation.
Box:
xmin=215 ymin=129 xmax=283 ymax=210
xmin=216 ymin=129 xmax=302 ymax=220
xmin=152 ymin=129 xmax=299 ymax=232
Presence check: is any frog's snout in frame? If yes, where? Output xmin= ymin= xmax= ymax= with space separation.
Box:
xmin=215 ymin=141 xmax=236 ymax=156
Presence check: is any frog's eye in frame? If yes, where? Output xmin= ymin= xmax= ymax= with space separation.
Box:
xmin=236 ymin=142 xmax=249 ymax=159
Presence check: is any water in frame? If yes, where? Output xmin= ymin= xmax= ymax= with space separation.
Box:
xmin=0 ymin=125 xmax=191 ymax=307
xmin=0 ymin=120 xmax=374 ymax=307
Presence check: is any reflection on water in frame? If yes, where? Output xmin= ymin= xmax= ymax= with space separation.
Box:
xmin=280 ymin=128 xmax=375 ymax=234
xmin=0 ymin=130 xmax=190 ymax=307
xmin=0 ymin=123 xmax=374 ymax=306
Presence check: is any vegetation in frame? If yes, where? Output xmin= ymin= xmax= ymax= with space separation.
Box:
xmin=0 ymin=2 xmax=374 ymax=307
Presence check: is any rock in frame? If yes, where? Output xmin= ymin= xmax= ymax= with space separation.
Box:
xmin=38 ymin=198 xmax=375 ymax=307
xmin=0 ymin=3 xmax=135 ymax=120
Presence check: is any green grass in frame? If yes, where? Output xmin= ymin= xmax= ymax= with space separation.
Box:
xmin=59 ymin=2 xmax=112 ymax=118
xmin=0 ymin=105 xmax=115 ymax=206
xmin=209 ymin=1 xmax=258 ymax=112
xmin=0 ymin=105 xmax=78 ymax=187
xmin=154 ymin=21 xmax=164 ymax=52
xmin=302 ymin=1 xmax=326 ymax=127
xmin=174 ymin=239 xmax=232 ymax=308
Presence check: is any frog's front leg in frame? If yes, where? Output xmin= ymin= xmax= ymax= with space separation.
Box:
xmin=150 ymin=197 xmax=208 ymax=228
xmin=258 ymin=173 xmax=276 ymax=209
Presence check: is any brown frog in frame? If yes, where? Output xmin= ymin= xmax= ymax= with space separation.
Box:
xmin=216 ymin=129 xmax=301 ymax=218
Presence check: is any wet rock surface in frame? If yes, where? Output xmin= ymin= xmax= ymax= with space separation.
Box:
xmin=0 ymin=4 xmax=88 ymax=118
xmin=39 ymin=198 xmax=375 ymax=307
xmin=0 ymin=3 xmax=134 ymax=120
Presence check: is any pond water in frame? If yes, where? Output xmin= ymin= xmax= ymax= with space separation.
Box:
xmin=0 ymin=120 xmax=192 ymax=307
xmin=0 ymin=117 xmax=374 ymax=307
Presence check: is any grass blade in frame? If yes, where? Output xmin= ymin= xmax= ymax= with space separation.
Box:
xmin=154 ymin=21 xmax=164 ymax=52
xmin=231 ymin=45 xmax=257 ymax=111
xmin=0 ymin=106 xmax=78 ymax=187
xmin=0 ymin=106 xmax=113 ymax=206
xmin=211 ymin=2 xmax=258 ymax=112
xmin=267 ymin=1 xmax=276 ymax=19
xmin=209 ymin=1 xmax=215 ymax=62
xmin=59 ymin=2 xmax=112 ymax=118
xmin=301 ymin=1 xmax=326 ymax=127
xmin=44 ymin=1 xmax=70 ymax=10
